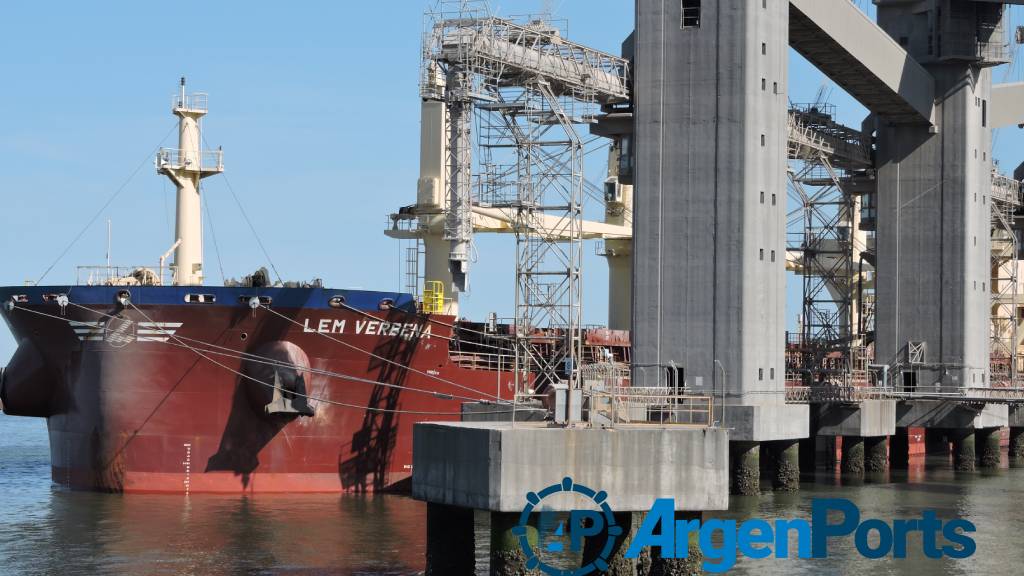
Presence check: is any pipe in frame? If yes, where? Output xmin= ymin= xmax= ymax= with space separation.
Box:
xmin=714 ymin=359 xmax=726 ymax=427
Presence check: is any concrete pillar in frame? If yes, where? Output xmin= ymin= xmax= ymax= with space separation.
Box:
xmin=490 ymin=511 xmax=532 ymax=576
xmin=951 ymin=430 xmax=976 ymax=472
xmin=583 ymin=512 xmax=647 ymax=576
xmin=821 ymin=436 xmax=838 ymax=469
xmin=1010 ymin=427 xmax=1024 ymax=464
xmin=799 ymin=434 xmax=817 ymax=474
xmin=729 ymin=442 xmax=760 ymax=496
xmin=425 ymin=503 xmax=475 ymax=576
xmin=925 ymin=428 xmax=949 ymax=456
xmin=864 ymin=436 xmax=888 ymax=473
xmin=841 ymin=436 xmax=865 ymax=476
xmin=977 ymin=428 xmax=1001 ymax=469
xmin=769 ymin=439 xmax=800 ymax=491
xmin=890 ymin=428 xmax=910 ymax=469
xmin=648 ymin=511 xmax=702 ymax=576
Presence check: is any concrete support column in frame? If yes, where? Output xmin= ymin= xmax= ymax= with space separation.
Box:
xmin=841 ymin=436 xmax=865 ymax=476
xmin=864 ymin=436 xmax=888 ymax=473
xmin=977 ymin=428 xmax=1001 ymax=469
xmin=648 ymin=511 xmax=702 ymax=576
xmin=490 ymin=511 xmax=531 ymax=576
xmin=425 ymin=503 xmax=476 ymax=576
xmin=729 ymin=442 xmax=760 ymax=496
xmin=798 ymin=434 xmax=817 ymax=474
xmin=768 ymin=439 xmax=800 ymax=491
xmin=890 ymin=428 xmax=910 ymax=469
xmin=924 ymin=428 xmax=949 ymax=456
xmin=951 ymin=430 xmax=976 ymax=472
xmin=1010 ymin=427 xmax=1024 ymax=464
xmin=583 ymin=512 xmax=649 ymax=576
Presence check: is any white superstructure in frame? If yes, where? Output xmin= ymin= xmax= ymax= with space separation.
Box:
xmin=156 ymin=78 xmax=223 ymax=286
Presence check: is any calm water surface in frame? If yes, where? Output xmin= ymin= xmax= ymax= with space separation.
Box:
xmin=2 ymin=414 xmax=1023 ymax=575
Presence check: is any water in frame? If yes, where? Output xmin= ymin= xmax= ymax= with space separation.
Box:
xmin=2 ymin=414 xmax=1023 ymax=575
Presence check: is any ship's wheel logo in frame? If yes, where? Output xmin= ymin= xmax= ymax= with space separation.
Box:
xmin=516 ymin=477 xmax=621 ymax=575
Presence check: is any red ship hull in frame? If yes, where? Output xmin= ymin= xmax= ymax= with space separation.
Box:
xmin=1 ymin=286 xmax=516 ymax=493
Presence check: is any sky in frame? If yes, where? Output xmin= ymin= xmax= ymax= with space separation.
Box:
xmin=1 ymin=1 xmax=1023 ymax=364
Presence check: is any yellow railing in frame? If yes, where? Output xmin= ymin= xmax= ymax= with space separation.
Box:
xmin=422 ymin=280 xmax=445 ymax=314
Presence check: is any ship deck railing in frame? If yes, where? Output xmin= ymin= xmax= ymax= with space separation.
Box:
xmin=76 ymin=265 xmax=174 ymax=287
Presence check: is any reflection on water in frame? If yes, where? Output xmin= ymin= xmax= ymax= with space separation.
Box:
xmin=714 ymin=462 xmax=1024 ymax=575
xmin=3 ymin=415 xmax=1024 ymax=575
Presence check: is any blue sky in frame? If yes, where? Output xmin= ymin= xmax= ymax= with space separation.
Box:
xmin=1 ymin=1 xmax=1022 ymax=364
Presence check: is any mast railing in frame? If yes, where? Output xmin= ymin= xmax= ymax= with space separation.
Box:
xmin=156 ymin=148 xmax=224 ymax=172
xmin=172 ymin=92 xmax=208 ymax=112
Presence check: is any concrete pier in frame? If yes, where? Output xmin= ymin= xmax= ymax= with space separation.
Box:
xmin=897 ymin=402 xmax=1008 ymax=471
xmin=730 ymin=441 xmax=760 ymax=495
xmin=815 ymin=401 xmax=895 ymax=477
xmin=951 ymin=430 xmax=976 ymax=472
xmin=841 ymin=436 xmax=865 ymax=475
xmin=648 ymin=512 xmax=703 ymax=575
xmin=924 ymin=428 xmax=949 ymax=456
xmin=977 ymin=428 xmax=1001 ymax=469
xmin=1011 ymin=428 xmax=1024 ymax=464
xmin=798 ymin=433 xmax=817 ymax=474
xmin=864 ymin=436 xmax=888 ymax=473
xmin=413 ymin=422 xmax=729 ymax=572
xmin=425 ymin=503 xmax=476 ymax=576
xmin=890 ymin=428 xmax=910 ymax=469
xmin=1008 ymin=409 xmax=1024 ymax=466
xmin=768 ymin=439 xmax=800 ymax=491
xmin=490 ymin=512 xmax=529 ymax=576
xmin=582 ymin=512 xmax=649 ymax=576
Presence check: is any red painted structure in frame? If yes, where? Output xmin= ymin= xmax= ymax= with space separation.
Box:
xmin=1 ymin=285 xmax=627 ymax=494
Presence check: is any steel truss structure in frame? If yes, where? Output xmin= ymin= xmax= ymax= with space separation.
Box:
xmin=421 ymin=1 xmax=630 ymax=414
xmin=990 ymin=170 xmax=1020 ymax=384
xmin=786 ymin=103 xmax=874 ymax=385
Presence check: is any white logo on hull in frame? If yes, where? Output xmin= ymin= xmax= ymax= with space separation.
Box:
xmin=71 ymin=320 xmax=183 ymax=344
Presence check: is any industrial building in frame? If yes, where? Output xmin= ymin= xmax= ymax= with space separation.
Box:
xmin=404 ymin=1 xmax=1024 ymax=572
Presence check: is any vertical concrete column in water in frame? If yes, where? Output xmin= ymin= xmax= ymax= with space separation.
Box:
xmin=977 ymin=428 xmax=1002 ymax=469
xmin=491 ymin=511 xmax=531 ymax=576
xmin=730 ymin=442 xmax=760 ymax=495
xmin=841 ymin=436 xmax=865 ymax=475
xmin=951 ymin=430 xmax=976 ymax=472
xmin=648 ymin=511 xmax=703 ymax=576
xmin=924 ymin=428 xmax=949 ymax=456
xmin=864 ymin=436 xmax=888 ymax=472
xmin=582 ymin=512 xmax=650 ymax=576
xmin=890 ymin=428 xmax=910 ymax=469
xmin=769 ymin=439 xmax=800 ymax=491
xmin=1010 ymin=427 xmax=1024 ymax=464
xmin=799 ymin=435 xmax=817 ymax=475
xmin=425 ymin=503 xmax=476 ymax=576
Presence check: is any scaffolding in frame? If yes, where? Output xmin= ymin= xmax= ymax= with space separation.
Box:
xmin=786 ymin=103 xmax=874 ymax=385
xmin=421 ymin=1 xmax=630 ymax=417
xmin=991 ymin=169 xmax=1020 ymax=384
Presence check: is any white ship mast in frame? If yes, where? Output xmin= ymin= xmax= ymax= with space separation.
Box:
xmin=156 ymin=77 xmax=223 ymax=286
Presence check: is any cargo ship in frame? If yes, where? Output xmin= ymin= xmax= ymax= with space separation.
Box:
xmin=0 ymin=79 xmax=630 ymax=493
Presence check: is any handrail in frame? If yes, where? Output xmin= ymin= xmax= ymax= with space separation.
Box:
xmin=156 ymin=148 xmax=224 ymax=172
